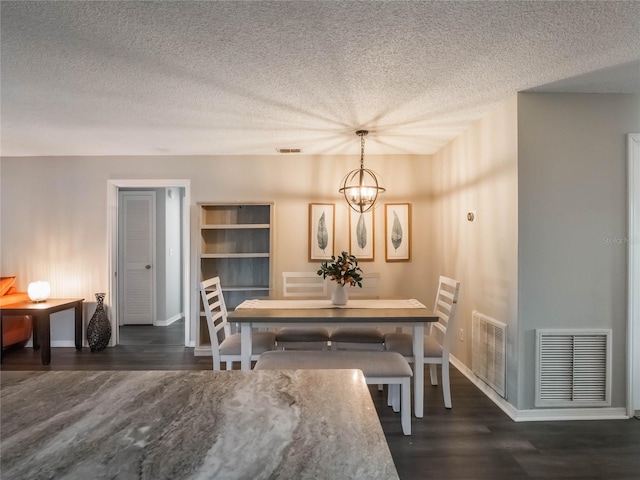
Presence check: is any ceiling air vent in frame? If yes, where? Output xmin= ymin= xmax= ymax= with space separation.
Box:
xmin=277 ymin=148 xmax=301 ymax=154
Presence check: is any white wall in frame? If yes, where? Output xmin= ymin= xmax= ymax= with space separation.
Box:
xmin=0 ymin=154 xmax=428 ymax=344
xmin=153 ymin=188 xmax=166 ymax=322
xmin=517 ymin=93 xmax=640 ymax=409
xmin=164 ymin=187 xmax=183 ymax=322
xmin=425 ymin=95 xmax=520 ymax=403
xmin=424 ymin=92 xmax=639 ymax=411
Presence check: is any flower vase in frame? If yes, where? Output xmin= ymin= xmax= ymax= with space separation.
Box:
xmin=87 ymin=293 xmax=111 ymax=352
xmin=331 ymin=284 xmax=349 ymax=306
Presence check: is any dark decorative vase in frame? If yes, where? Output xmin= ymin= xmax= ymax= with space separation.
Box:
xmin=87 ymin=293 xmax=111 ymax=352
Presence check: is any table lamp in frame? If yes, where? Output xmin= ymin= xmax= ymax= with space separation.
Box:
xmin=28 ymin=281 xmax=51 ymax=302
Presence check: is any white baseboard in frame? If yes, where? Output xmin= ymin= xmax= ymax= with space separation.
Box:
xmin=514 ymin=406 xmax=629 ymax=421
xmin=449 ymin=355 xmax=629 ymax=422
xmin=51 ymin=341 xmax=77 ymax=348
xmin=29 ymin=338 xmax=194 ymax=349
xmin=449 ymin=355 xmax=519 ymax=420
xmin=26 ymin=340 xmax=77 ymax=348
xmin=154 ymin=314 xmax=183 ymax=327
xmin=194 ymin=346 xmax=212 ymax=356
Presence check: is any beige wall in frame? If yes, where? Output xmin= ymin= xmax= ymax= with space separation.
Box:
xmin=0 ymin=153 xmax=429 ymax=343
xmin=426 ymin=92 xmax=639 ymax=411
xmin=4 ymin=93 xmax=635 ymax=413
xmin=517 ymin=93 xmax=640 ymax=409
xmin=426 ymin=95 xmax=520 ymax=403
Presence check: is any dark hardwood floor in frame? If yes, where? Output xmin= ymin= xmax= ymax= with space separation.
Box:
xmin=1 ymin=343 xmax=638 ymax=480
xmin=118 ymin=318 xmax=185 ymax=346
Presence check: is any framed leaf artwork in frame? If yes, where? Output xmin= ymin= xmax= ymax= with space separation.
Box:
xmin=385 ymin=203 xmax=411 ymax=262
xmin=309 ymin=203 xmax=335 ymax=261
xmin=349 ymin=209 xmax=374 ymax=261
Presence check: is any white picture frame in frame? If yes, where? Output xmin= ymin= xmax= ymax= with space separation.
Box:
xmin=385 ymin=203 xmax=411 ymax=262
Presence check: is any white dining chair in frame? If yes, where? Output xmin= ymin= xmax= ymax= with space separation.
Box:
xmin=200 ymin=276 xmax=276 ymax=370
xmin=347 ymin=272 xmax=381 ymax=299
xmin=384 ymin=275 xmax=461 ymax=408
xmin=275 ymin=272 xmax=330 ymax=350
xmin=329 ymin=273 xmax=385 ymax=351
xmin=281 ymin=271 xmax=328 ymax=297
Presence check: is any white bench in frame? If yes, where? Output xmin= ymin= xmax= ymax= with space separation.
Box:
xmin=254 ymin=350 xmax=413 ymax=435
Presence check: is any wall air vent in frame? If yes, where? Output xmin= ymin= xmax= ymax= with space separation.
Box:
xmin=472 ymin=311 xmax=507 ymax=397
xmin=535 ymin=329 xmax=611 ymax=407
xmin=277 ymin=148 xmax=301 ymax=154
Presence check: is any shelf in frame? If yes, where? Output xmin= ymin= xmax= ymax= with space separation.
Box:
xmin=200 ymin=204 xmax=271 ymax=225
xmin=201 ymin=253 xmax=270 ymax=259
xmin=223 ymin=286 xmax=271 ymax=292
xmin=201 ymin=224 xmax=271 ymax=230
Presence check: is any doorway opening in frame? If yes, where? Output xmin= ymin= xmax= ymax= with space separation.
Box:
xmin=107 ymin=179 xmax=191 ymax=347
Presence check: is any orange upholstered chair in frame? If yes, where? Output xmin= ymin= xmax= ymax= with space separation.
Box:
xmin=1 ymin=277 xmax=33 ymax=349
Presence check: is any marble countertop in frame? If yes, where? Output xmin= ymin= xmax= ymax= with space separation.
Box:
xmin=1 ymin=370 xmax=399 ymax=480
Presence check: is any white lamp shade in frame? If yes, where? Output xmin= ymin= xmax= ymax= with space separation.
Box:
xmin=28 ymin=281 xmax=51 ymax=302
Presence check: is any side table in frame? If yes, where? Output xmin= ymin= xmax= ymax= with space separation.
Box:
xmin=0 ymin=298 xmax=84 ymax=365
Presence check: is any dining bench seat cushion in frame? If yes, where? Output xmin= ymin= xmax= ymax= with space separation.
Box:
xmin=219 ymin=331 xmax=276 ymax=356
xmin=255 ymin=350 xmax=412 ymax=378
xmin=383 ymin=332 xmax=443 ymax=358
xmin=329 ymin=326 xmax=384 ymax=343
xmin=276 ymin=327 xmax=330 ymax=342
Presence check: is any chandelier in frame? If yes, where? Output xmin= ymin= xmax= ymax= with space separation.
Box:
xmin=339 ymin=130 xmax=386 ymax=213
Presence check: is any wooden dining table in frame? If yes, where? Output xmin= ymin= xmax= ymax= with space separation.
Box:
xmin=228 ymin=298 xmax=439 ymax=418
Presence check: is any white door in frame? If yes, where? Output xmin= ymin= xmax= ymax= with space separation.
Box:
xmin=119 ymin=191 xmax=156 ymax=325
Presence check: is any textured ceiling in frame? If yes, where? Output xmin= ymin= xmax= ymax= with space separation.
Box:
xmin=1 ymin=0 xmax=639 ymax=157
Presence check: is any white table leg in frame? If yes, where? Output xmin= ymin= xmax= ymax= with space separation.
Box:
xmin=413 ymin=323 xmax=425 ymax=418
xmin=241 ymin=322 xmax=252 ymax=371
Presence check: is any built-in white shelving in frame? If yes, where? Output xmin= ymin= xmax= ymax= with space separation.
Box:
xmin=197 ymin=203 xmax=273 ymax=351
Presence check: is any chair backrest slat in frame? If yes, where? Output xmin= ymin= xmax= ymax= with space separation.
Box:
xmin=429 ymin=276 xmax=461 ymax=351
xmin=348 ymin=272 xmax=381 ymax=299
xmin=199 ymin=277 xmax=230 ymax=357
xmin=282 ymin=272 xmax=328 ymax=298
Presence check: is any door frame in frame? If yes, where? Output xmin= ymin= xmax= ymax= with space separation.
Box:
xmin=628 ymin=133 xmax=640 ymax=417
xmin=107 ymin=179 xmax=191 ymax=347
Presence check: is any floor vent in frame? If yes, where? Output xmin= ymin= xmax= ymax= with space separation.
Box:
xmin=535 ymin=329 xmax=611 ymax=407
xmin=472 ymin=311 xmax=506 ymax=398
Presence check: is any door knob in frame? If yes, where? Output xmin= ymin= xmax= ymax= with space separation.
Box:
xmin=145 ymin=265 xmax=151 ymax=269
